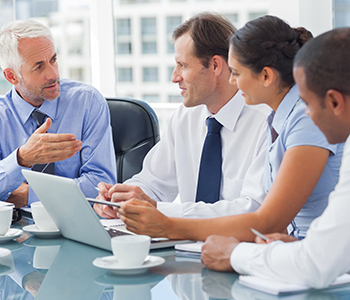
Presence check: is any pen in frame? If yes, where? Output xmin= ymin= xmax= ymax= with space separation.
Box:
xmin=251 ymin=228 xmax=269 ymax=241
xmin=95 ymin=187 xmax=101 ymax=192
xmin=87 ymin=198 xmax=121 ymax=208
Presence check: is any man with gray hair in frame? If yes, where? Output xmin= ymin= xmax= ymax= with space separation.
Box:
xmin=0 ymin=19 xmax=116 ymax=210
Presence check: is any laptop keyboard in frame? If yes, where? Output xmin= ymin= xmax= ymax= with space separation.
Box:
xmin=105 ymin=227 xmax=131 ymax=238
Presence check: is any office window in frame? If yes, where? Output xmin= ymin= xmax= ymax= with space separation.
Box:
xmin=69 ymin=68 xmax=84 ymax=82
xmin=143 ymin=94 xmax=159 ymax=102
xmin=116 ymin=18 xmax=131 ymax=35
xmin=166 ymin=16 xmax=182 ymax=53
xmin=117 ymin=67 xmax=133 ymax=82
xmin=142 ymin=41 xmax=157 ymax=54
xmin=168 ymin=66 xmax=174 ymax=82
xmin=225 ymin=13 xmax=238 ymax=25
xmin=141 ymin=17 xmax=156 ymax=35
xmin=334 ymin=0 xmax=350 ymax=26
xmin=117 ymin=42 xmax=132 ymax=54
xmin=168 ymin=94 xmax=182 ymax=103
xmin=14 ymin=0 xmax=58 ymax=19
xmin=116 ymin=18 xmax=132 ymax=54
xmin=248 ymin=11 xmax=268 ymax=20
xmin=0 ymin=0 xmax=14 ymax=26
xmin=141 ymin=17 xmax=157 ymax=54
xmin=143 ymin=67 xmax=158 ymax=82
xmin=119 ymin=0 xmax=160 ymax=4
xmin=68 ymin=37 xmax=84 ymax=55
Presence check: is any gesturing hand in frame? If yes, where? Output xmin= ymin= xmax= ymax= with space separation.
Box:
xmin=17 ymin=118 xmax=82 ymax=168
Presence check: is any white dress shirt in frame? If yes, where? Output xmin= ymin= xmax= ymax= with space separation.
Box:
xmin=231 ymin=135 xmax=350 ymax=289
xmin=125 ymin=91 xmax=270 ymax=218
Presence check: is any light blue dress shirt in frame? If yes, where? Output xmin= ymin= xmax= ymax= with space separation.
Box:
xmin=263 ymin=85 xmax=344 ymax=239
xmin=0 ymin=78 xmax=117 ymax=206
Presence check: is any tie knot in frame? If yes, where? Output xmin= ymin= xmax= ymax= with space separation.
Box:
xmin=206 ymin=118 xmax=222 ymax=133
xmin=31 ymin=110 xmax=47 ymax=128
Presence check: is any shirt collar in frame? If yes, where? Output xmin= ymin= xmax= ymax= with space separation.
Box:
xmin=11 ymin=86 xmax=58 ymax=124
xmin=271 ymin=85 xmax=300 ymax=134
xmin=206 ymin=90 xmax=246 ymax=132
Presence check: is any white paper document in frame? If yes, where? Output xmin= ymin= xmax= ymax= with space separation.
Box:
xmin=175 ymin=241 xmax=203 ymax=253
xmin=238 ymin=273 xmax=350 ymax=295
xmin=175 ymin=242 xmax=204 ymax=258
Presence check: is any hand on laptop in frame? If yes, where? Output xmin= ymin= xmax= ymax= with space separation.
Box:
xmin=107 ymin=183 xmax=157 ymax=207
xmin=118 ymin=198 xmax=170 ymax=238
xmin=94 ymin=182 xmax=157 ymax=219
xmin=94 ymin=183 xmax=118 ymax=218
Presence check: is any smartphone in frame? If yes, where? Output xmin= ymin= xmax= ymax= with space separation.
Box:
xmin=87 ymin=198 xmax=121 ymax=208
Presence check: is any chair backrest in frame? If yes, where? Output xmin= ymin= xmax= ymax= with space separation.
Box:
xmin=106 ymin=97 xmax=160 ymax=183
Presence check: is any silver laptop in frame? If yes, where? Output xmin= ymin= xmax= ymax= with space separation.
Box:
xmin=22 ymin=170 xmax=190 ymax=251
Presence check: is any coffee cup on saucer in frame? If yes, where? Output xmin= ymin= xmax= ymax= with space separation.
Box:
xmin=31 ymin=202 xmax=58 ymax=231
xmin=0 ymin=205 xmax=14 ymax=236
xmin=111 ymin=235 xmax=151 ymax=267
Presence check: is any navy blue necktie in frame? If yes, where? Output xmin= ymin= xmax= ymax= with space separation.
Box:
xmin=31 ymin=110 xmax=55 ymax=174
xmin=195 ymin=117 xmax=223 ymax=203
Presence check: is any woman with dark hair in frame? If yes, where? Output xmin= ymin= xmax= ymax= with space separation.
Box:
xmin=116 ymin=15 xmax=343 ymax=244
xmin=201 ymin=27 xmax=350 ymax=289
xmin=222 ymin=15 xmax=344 ymax=240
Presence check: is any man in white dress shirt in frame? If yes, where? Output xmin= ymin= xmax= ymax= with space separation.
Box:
xmin=94 ymin=12 xmax=269 ymax=220
xmin=202 ymin=27 xmax=350 ymax=289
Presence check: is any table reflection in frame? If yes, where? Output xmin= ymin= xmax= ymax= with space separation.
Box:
xmin=1 ymin=222 xmax=350 ymax=300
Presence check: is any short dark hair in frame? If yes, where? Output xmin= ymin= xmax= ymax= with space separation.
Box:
xmin=172 ymin=12 xmax=236 ymax=68
xmin=294 ymin=27 xmax=350 ymax=99
xmin=230 ymin=15 xmax=312 ymax=88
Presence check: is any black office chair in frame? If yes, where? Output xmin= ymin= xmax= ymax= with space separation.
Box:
xmin=106 ymin=97 xmax=160 ymax=183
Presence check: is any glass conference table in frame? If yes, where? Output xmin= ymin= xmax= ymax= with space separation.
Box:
xmin=1 ymin=216 xmax=350 ymax=300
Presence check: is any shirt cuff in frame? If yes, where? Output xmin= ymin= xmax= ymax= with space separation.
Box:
xmin=5 ymin=149 xmax=26 ymax=181
xmin=157 ymin=202 xmax=183 ymax=218
xmin=230 ymin=242 xmax=259 ymax=275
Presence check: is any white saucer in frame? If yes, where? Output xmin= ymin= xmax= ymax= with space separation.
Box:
xmin=93 ymin=255 xmax=165 ymax=275
xmin=0 ymin=229 xmax=23 ymax=243
xmin=22 ymin=225 xmax=61 ymax=238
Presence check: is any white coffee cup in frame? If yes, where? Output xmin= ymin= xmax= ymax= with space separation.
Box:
xmin=111 ymin=235 xmax=151 ymax=267
xmin=0 ymin=205 xmax=13 ymax=236
xmin=31 ymin=202 xmax=58 ymax=231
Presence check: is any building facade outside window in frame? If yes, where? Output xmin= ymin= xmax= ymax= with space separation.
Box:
xmin=1 ymin=0 xmax=350 ymax=130
xmin=116 ymin=18 xmax=132 ymax=55
xmin=143 ymin=67 xmax=158 ymax=82
xmin=117 ymin=67 xmax=133 ymax=82
xmin=141 ymin=17 xmax=157 ymax=54
xmin=166 ymin=16 xmax=182 ymax=54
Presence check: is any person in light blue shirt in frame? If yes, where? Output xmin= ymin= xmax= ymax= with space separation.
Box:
xmin=0 ymin=19 xmax=116 ymax=207
xmin=264 ymin=84 xmax=343 ymax=239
